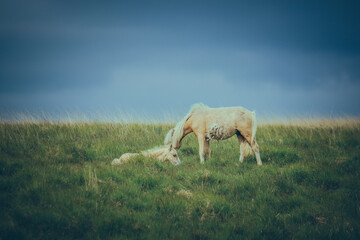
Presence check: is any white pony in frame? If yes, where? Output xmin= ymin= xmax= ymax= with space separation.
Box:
xmin=111 ymin=145 xmax=181 ymax=166
xmin=164 ymin=103 xmax=262 ymax=165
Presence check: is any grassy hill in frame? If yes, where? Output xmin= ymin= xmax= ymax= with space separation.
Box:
xmin=0 ymin=119 xmax=359 ymax=239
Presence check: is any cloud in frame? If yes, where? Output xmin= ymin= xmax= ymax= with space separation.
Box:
xmin=1 ymin=0 xmax=360 ymax=117
xmin=2 ymin=63 xmax=359 ymax=119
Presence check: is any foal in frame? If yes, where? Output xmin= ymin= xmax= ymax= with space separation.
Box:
xmin=111 ymin=145 xmax=181 ymax=166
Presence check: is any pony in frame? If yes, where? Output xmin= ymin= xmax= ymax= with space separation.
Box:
xmin=164 ymin=103 xmax=262 ymax=165
xmin=111 ymin=145 xmax=181 ymax=166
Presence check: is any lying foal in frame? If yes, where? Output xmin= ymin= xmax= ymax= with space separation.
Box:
xmin=111 ymin=145 xmax=181 ymax=166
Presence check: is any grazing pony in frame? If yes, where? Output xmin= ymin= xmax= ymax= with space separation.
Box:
xmin=111 ymin=145 xmax=181 ymax=166
xmin=164 ymin=103 xmax=262 ymax=165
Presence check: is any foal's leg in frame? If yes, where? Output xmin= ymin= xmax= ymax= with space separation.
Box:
xmin=236 ymin=133 xmax=245 ymax=163
xmin=197 ymin=134 xmax=206 ymax=164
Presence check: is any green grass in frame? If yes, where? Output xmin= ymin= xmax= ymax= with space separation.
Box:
xmin=0 ymin=120 xmax=359 ymax=239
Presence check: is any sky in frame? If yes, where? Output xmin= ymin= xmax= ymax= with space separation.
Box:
xmin=1 ymin=0 xmax=360 ymax=120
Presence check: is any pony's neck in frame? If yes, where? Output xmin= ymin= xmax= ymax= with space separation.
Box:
xmin=172 ymin=114 xmax=193 ymax=148
xmin=183 ymin=120 xmax=193 ymax=135
xmin=172 ymin=102 xmax=209 ymax=147
xmin=178 ymin=122 xmax=192 ymax=143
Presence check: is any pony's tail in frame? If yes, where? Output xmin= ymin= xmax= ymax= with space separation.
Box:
xmin=239 ymin=111 xmax=257 ymax=157
xmin=251 ymin=111 xmax=257 ymax=145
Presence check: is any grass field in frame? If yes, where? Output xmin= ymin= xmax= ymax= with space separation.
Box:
xmin=0 ymin=119 xmax=360 ymax=239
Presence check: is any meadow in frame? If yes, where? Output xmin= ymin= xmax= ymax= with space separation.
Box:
xmin=0 ymin=119 xmax=359 ymax=239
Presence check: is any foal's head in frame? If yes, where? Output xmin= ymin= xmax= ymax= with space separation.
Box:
xmin=163 ymin=145 xmax=181 ymax=165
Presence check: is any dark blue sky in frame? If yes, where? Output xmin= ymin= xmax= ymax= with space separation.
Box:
xmin=1 ymin=0 xmax=360 ymax=119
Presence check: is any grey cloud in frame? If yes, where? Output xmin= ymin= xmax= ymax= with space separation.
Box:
xmin=1 ymin=0 xmax=360 ymax=117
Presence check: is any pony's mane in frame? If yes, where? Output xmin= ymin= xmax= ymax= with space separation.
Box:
xmin=172 ymin=103 xmax=209 ymax=147
xmin=164 ymin=128 xmax=173 ymax=145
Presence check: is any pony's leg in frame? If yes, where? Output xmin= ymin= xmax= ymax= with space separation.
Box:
xmin=236 ymin=134 xmax=245 ymax=163
xmin=204 ymin=140 xmax=211 ymax=159
xmin=251 ymin=140 xmax=262 ymax=165
xmin=197 ymin=135 xmax=206 ymax=164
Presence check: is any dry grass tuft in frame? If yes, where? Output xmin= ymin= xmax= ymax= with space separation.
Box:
xmin=85 ymin=168 xmax=98 ymax=192
xmin=176 ymin=189 xmax=193 ymax=199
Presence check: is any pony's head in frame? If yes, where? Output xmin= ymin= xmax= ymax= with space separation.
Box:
xmin=163 ymin=145 xmax=181 ymax=165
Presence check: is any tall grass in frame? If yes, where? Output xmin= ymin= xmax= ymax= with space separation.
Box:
xmin=0 ymin=119 xmax=359 ymax=239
